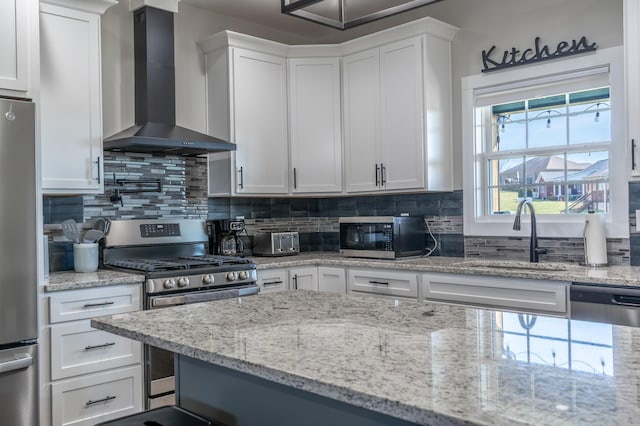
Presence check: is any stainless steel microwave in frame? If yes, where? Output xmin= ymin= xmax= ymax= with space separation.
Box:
xmin=339 ymin=216 xmax=425 ymax=259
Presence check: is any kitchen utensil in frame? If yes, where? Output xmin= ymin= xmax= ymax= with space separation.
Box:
xmin=83 ymin=229 xmax=104 ymax=243
xmin=61 ymin=219 xmax=81 ymax=243
xmin=93 ymin=217 xmax=110 ymax=234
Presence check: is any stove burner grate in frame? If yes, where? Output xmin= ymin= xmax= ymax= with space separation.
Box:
xmin=105 ymin=255 xmax=254 ymax=273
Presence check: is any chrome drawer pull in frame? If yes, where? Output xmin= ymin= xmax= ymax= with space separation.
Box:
xmin=264 ymin=280 xmax=283 ymax=286
xmin=85 ymin=395 xmax=116 ymax=406
xmin=84 ymin=342 xmax=116 ymax=351
xmin=369 ymin=280 xmax=389 ymax=286
xmin=83 ymin=301 xmax=115 ymax=308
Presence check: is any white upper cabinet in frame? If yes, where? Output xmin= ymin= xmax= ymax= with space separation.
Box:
xmin=40 ymin=0 xmax=115 ymax=194
xmin=288 ymin=57 xmax=342 ymax=193
xmin=343 ymin=29 xmax=455 ymax=193
xmin=0 ymin=0 xmax=29 ymax=93
xmin=198 ymin=34 xmax=289 ymax=196
xmin=344 ymin=38 xmax=425 ymax=193
xmin=625 ymin=0 xmax=640 ymax=178
xmin=199 ymin=17 xmax=458 ymax=197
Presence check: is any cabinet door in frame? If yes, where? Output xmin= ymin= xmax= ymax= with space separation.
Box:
xmin=318 ymin=267 xmax=346 ymax=294
xmin=626 ymin=0 xmax=640 ymax=178
xmin=289 ymin=58 xmax=342 ymax=193
xmin=290 ymin=266 xmax=318 ymax=291
xmin=232 ymin=48 xmax=288 ymax=194
xmin=379 ymin=37 xmax=425 ymax=191
xmin=0 ymin=0 xmax=28 ymax=92
xmin=40 ymin=4 xmax=104 ymax=193
xmin=343 ymin=49 xmax=380 ymax=193
xmin=258 ymin=269 xmax=289 ymax=294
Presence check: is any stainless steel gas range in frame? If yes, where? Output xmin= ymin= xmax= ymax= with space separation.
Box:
xmin=101 ymin=219 xmax=259 ymax=409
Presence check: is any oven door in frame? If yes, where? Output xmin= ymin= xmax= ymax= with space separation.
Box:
xmin=145 ymin=285 xmax=259 ymax=409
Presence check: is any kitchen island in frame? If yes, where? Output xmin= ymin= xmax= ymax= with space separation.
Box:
xmin=91 ymin=291 xmax=640 ymax=425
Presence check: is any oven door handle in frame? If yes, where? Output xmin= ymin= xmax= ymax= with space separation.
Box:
xmin=151 ymin=295 xmax=187 ymax=308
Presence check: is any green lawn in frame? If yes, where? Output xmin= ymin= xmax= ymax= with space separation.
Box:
xmin=496 ymin=190 xmax=568 ymax=214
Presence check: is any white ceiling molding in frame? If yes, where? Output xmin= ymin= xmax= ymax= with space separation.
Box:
xmin=129 ymin=0 xmax=180 ymax=13
xmin=40 ymin=0 xmax=118 ymax=15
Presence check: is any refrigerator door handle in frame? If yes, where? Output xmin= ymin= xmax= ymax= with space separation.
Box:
xmin=0 ymin=353 xmax=33 ymax=374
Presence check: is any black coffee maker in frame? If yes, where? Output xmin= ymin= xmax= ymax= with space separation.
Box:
xmin=206 ymin=219 xmax=246 ymax=256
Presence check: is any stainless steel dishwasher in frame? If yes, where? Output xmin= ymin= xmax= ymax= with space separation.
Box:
xmin=570 ymin=283 xmax=640 ymax=327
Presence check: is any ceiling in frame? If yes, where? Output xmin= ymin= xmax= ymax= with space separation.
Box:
xmin=180 ymin=0 xmax=450 ymax=44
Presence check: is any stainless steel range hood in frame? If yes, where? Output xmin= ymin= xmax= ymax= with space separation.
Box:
xmin=104 ymin=6 xmax=235 ymax=156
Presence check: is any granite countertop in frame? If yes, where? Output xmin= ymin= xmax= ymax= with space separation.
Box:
xmin=47 ymin=253 xmax=640 ymax=292
xmin=92 ymin=290 xmax=640 ymax=425
xmin=252 ymin=252 xmax=640 ymax=288
xmin=46 ymin=269 xmax=144 ymax=292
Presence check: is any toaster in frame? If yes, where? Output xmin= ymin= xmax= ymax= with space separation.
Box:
xmin=252 ymin=231 xmax=300 ymax=256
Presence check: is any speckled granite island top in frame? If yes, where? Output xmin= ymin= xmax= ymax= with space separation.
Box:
xmin=46 ymin=269 xmax=143 ymax=292
xmin=253 ymin=253 xmax=640 ymax=288
xmin=92 ymin=291 xmax=640 ymax=425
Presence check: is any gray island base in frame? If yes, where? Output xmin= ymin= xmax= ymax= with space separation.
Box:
xmin=91 ymin=291 xmax=640 ymax=426
xmin=176 ymin=355 xmax=418 ymax=426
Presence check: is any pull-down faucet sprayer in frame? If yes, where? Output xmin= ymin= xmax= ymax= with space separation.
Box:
xmin=513 ymin=199 xmax=547 ymax=263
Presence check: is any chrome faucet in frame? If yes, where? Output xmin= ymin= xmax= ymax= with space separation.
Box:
xmin=513 ymin=199 xmax=547 ymax=263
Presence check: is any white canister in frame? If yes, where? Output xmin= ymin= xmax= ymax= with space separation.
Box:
xmin=583 ymin=212 xmax=608 ymax=267
xmin=73 ymin=243 xmax=99 ymax=273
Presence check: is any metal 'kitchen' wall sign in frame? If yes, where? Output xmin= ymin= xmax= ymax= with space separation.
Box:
xmin=481 ymin=36 xmax=597 ymax=73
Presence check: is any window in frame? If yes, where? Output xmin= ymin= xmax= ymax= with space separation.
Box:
xmin=462 ymin=47 xmax=627 ymax=238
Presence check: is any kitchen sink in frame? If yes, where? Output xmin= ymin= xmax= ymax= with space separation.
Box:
xmin=452 ymin=260 xmax=572 ymax=272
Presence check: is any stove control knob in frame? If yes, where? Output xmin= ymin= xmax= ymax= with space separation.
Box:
xmin=177 ymin=277 xmax=190 ymax=288
xmin=202 ymin=274 xmax=215 ymax=285
xmin=238 ymin=271 xmax=248 ymax=280
xmin=226 ymin=272 xmax=237 ymax=281
xmin=163 ymin=279 xmax=176 ymax=289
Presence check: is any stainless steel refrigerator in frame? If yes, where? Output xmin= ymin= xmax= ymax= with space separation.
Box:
xmin=0 ymin=97 xmax=38 ymax=425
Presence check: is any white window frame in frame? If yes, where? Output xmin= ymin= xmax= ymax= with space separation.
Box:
xmin=462 ymin=46 xmax=628 ymax=238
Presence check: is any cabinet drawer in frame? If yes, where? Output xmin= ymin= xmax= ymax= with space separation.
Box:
xmin=51 ymin=365 xmax=142 ymax=426
xmin=49 ymin=285 xmax=141 ymax=324
xmin=348 ymin=269 xmax=418 ymax=299
xmin=422 ymin=273 xmax=568 ymax=315
xmin=51 ymin=320 xmax=142 ymax=380
xmin=258 ymin=269 xmax=289 ymax=294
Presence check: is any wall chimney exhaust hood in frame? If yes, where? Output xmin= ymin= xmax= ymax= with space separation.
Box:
xmin=104 ymin=6 xmax=236 ymax=156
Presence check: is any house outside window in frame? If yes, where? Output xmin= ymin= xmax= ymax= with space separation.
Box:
xmin=462 ymin=47 xmax=627 ymax=238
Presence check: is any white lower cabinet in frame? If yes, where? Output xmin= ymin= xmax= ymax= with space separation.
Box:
xmin=46 ymin=284 xmax=143 ymax=426
xmin=289 ymin=267 xmax=318 ymax=291
xmin=51 ymin=365 xmax=142 ymax=426
xmin=347 ymin=269 xmax=418 ymax=299
xmin=318 ymin=267 xmax=346 ymax=294
xmin=421 ymin=273 xmax=569 ymax=315
xmin=257 ymin=269 xmax=289 ymax=294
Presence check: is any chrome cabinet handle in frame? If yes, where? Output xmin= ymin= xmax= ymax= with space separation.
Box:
xmin=369 ymin=280 xmax=389 ymax=286
xmin=375 ymin=164 xmax=380 ymax=186
xmin=293 ymin=274 xmax=298 ymax=290
xmin=293 ymin=167 xmax=297 ymax=189
xmin=83 ymin=301 xmax=115 ymax=308
xmin=238 ymin=166 xmax=244 ymax=189
xmin=380 ymin=163 xmax=386 ymax=186
xmin=0 ymin=353 xmax=32 ymax=374
xmin=95 ymin=156 xmax=101 ymax=183
xmin=264 ymin=280 xmax=283 ymax=286
xmin=85 ymin=342 xmax=116 ymax=351
xmin=632 ymin=139 xmax=637 ymax=170
xmin=85 ymin=395 xmax=116 ymax=406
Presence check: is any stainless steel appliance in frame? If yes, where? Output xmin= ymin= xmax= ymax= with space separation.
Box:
xmin=570 ymin=283 xmax=640 ymax=327
xmin=253 ymin=231 xmax=300 ymax=256
xmin=206 ymin=219 xmax=246 ymax=256
xmin=0 ymin=98 xmax=38 ymax=425
xmin=101 ymin=219 xmax=259 ymax=409
xmin=339 ymin=216 xmax=425 ymax=259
